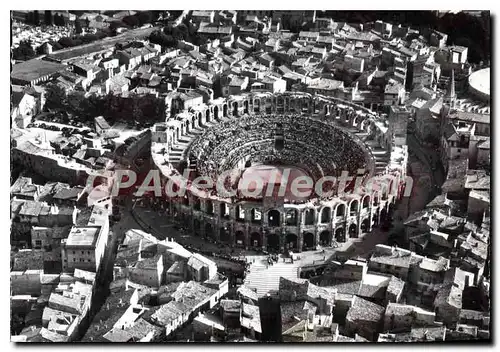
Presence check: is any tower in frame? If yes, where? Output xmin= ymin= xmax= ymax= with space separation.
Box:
xmin=444 ymin=69 xmax=456 ymax=109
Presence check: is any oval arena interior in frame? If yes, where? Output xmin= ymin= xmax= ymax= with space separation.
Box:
xmin=150 ymin=92 xmax=408 ymax=252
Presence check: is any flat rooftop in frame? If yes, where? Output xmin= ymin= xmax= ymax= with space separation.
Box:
xmin=66 ymin=226 xmax=101 ymax=247
xmin=11 ymin=59 xmax=66 ymax=82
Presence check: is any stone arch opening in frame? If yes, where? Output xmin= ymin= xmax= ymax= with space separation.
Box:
xmin=335 ymin=227 xmax=345 ymax=242
xmin=303 ymin=232 xmax=315 ymax=250
xmin=361 ymin=218 xmax=370 ymax=233
xmin=251 ymin=208 xmax=262 ymax=224
xmin=348 ymin=223 xmax=358 ymax=238
xmin=191 ymin=115 xmax=196 ymax=130
xmin=232 ymin=102 xmax=238 ymax=116
xmin=254 ymin=99 xmax=260 ymax=113
xmin=219 ymin=226 xmax=230 ymax=242
xmin=267 ymin=233 xmax=280 ymax=252
xmin=194 ymin=198 xmax=201 ymax=211
xmin=250 ymin=232 xmax=261 ymax=248
xmin=285 ymin=209 xmax=298 ymax=226
xmin=176 ymin=127 xmax=180 ymax=141
xmin=236 ymin=205 xmax=245 ymax=222
xmin=336 ymin=204 xmax=346 ymax=217
xmin=198 ymin=112 xmax=203 ymax=126
xmin=372 ymin=212 xmax=379 ymax=227
xmin=206 ymin=109 xmax=210 ymax=123
xmin=223 ymin=104 xmax=228 ymax=117
xmin=214 ymin=106 xmax=219 ymax=120
xmin=304 ymin=209 xmax=315 ymax=225
xmin=235 ymin=231 xmax=245 ymax=247
xmin=285 ymin=233 xmax=298 ymax=250
xmin=220 ymin=203 xmax=229 ymax=218
xmin=268 ymin=209 xmax=281 ymax=227
xmin=320 ymin=207 xmax=331 ymax=224
xmin=350 ymin=200 xmax=359 ymax=216
xmin=193 ymin=219 xmax=201 ymax=235
xmin=362 ymin=195 xmax=370 ymax=209
xmin=380 ymin=207 xmax=388 ymax=221
xmin=206 ymin=200 xmax=214 ymax=215
xmin=320 ymin=230 xmax=332 ymax=246
xmin=205 ymin=223 xmax=214 ymax=239
xmin=244 ymin=100 xmax=249 ymax=114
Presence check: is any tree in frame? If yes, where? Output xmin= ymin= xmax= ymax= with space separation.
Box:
xmin=33 ymin=10 xmax=40 ymax=26
xmin=136 ymin=11 xmax=153 ymax=26
xmin=58 ymin=37 xmax=76 ymax=48
xmin=44 ymin=10 xmax=53 ymax=25
xmin=12 ymin=40 xmax=35 ymax=60
xmin=149 ymin=30 xmax=177 ymax=48
xmin=75 ymin=20 xmax=83 ymax=34
xmin=44 ymin=83 xmax=67 ymax=111
xmin=122 ymin=15 xmax=140 ymax=27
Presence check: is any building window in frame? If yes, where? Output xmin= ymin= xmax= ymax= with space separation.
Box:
xmin=73 ymin=258 xmax=76 ymax=262
xmin=457 ymin=149 xmax=461 ymax=153
xmin=88 ymin=251 xmax=91 ymax=255
xmin=88 ymin=259 xmax=91 ymax=262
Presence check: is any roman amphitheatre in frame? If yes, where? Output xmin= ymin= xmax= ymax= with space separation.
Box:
xmin=148 ymin=92 xmax=408 ymax=253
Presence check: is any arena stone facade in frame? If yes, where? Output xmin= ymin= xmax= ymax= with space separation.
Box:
xmin=148 ymin=92 xmax=408 ymax=253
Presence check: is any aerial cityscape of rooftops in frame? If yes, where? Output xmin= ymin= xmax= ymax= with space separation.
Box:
xmin=10 ymin=9 xmax=490 ymax=343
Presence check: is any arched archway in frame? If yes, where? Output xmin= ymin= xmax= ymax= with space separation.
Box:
xmin=250 ymin=232 xmax=261 ymax=248
xmin=235 ymin=231 xmax=245 ymax=247
xmin=360 ymin=218 xmax=370 ymax=233
xmin=198 ymin=113 xmax=203 ymax=126
xmin=194 ymin=198 xmax=201 ymax=211
xmin=206 ymin=200 xmax=214 ymax=215
xmin=251 ymin=208 xmax=262 ymax=224
xmin=320 ymin=231 xmax=332 ymax=247
xmin=336 ymin=204 xmax=346 ymax=217
xmin=362 ymin=196 xmax=370 ymax=209
xmin=220 ymin=203 xmax=229 ymax=218
xmin=191 ymin=115 xmax=196 ymax=130
xmin=194 ymin=219 xmax=201 ymax=237
xmin=266 ymin=98 xmax=272 ymax=114
xmin=285 ymin=209 xmax=298 ymax=226
xmin=304 ymin=209 xmax=315 ymax=225
xmin=320 ymin=207 xmax=331 ymax=224
xmin=205 ymin=223 xmax=214 ymax=239
xmin=223 ymin=104 xmax=228 ymax=117
xmin=348 ymin=223 xmax=358 ymax=238
xmin=254 ymin=99 xmax=260 ymax=113
xmin=303 ymin=232 xmax=315 ymax=250
xmin=236 ymin=205 xmax=245 ymax=221
xmin=214 ymin=106 xmax=219 ymax=120
xmin=335 ymin=227 xmax=345 ymax=242
xmin=267 ymin=233 xmax=280 ymax=252
xmin=349 ymin=200 xmax=359 ymax=216
xmin=206 ymin=109 xmax=211 ymax=123
xmin=219 ymin=226 xmax=230 ymax=242
xmin=232 ymin=102 xmax=238 ymax=116
xmin=372 ymin=212 xmax=379 ymax=227
xmin=244 ymin=100 xmax=249 ymax=114
xmin=285 ymin=233 xmax=298 ymax=251
xmin=268 ymin=209 xmax=281 ymax=227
